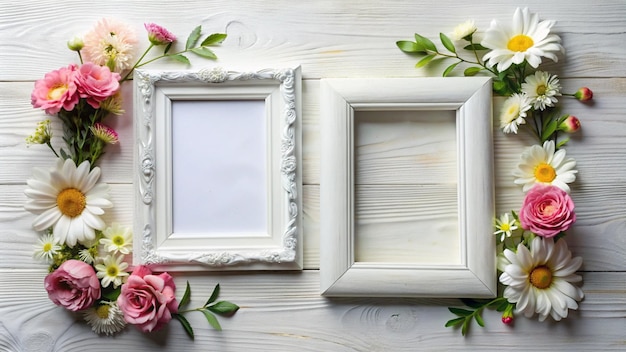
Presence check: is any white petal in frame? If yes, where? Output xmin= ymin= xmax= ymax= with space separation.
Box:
xmin=73 ymin=160 xmax=91 ymax=190
xmin=53 ymin=216 xmax=71 ymax=245
xmin=81 ymin=210 xmax=106 ymax=230
xmin=32 ymin=207 xmax=62 ymax=231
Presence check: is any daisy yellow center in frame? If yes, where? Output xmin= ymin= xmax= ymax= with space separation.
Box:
xmin=56 ymin=188 xmax=86 ymax=218
xmin=48 ymin=84 xmax=68 ymax=101
xmin=107 ymin=266 xmax=119 ymax=277
xmin=507 ymin=34 xmax=534 ymax=52
xmin=96 ymin=304 xmax=110 ymax=319
xmin=43 ymin=243 xmax=53 ymax=252
xmin=537 ymin=84 xmax=548 ymax=95
xmin=529 ymin=266 xmax=553 ymax=289
xmin=534 ymin=163 xmax=556 ymax=183
xmin=112 ymin=235 xmax=125 ymax=246
xmin=500 ymin=223 xmax=511 ymax=232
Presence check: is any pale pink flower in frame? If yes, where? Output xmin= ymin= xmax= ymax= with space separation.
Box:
xmin=117 ymin=265 xmax=178 ymax=332
xmin=519 ymin=184 xmax=576 ymax=238
xmin=82 ymin=18 xmax=137 ymax=72
xmin=144 ymin=23 xmax=176 ymax=45
xmin=44 ymin=259 xmax=100 ymax=311
xmin=31 ymin=65 xmax=79 ymax=114
xmin=75 ymin=63 xmax=121 ymax=108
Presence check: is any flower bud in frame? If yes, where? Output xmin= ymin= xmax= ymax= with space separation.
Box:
xmin=559 ymin=115 xmax=581 ymax=133
xmin=574 ymin=87 xmax=593 ymax=102
xmin=501 ymin=303 xmax=514 ymax=325
xmin=67 ymin=36 xmax=84 ymax=51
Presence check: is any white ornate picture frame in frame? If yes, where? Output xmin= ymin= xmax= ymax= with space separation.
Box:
xmin=320 ymin=77 xmax=496 ymax=297
xmin=134 ymin=67 xmax=302 ymax=270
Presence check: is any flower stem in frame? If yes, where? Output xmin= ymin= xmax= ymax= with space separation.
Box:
xmin=121 ymin=43 xmax=155 ymax=82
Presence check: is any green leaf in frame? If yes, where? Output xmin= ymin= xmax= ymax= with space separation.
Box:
xmin=191 ymin=47 xmax=217 ymax=59
xmin=169 ymin=54 xmax=190 ymax=65
xmin=445 ymin=317 xmax=466 ymax=327
xmin=460 ymin=299 xmax=487 ymax=309
xmin=542 ymin=119 xmax=558 ymax=142
xmin=439 ymin=33 xmax=456 ymax=53
xmin=164 ymin=42 xmax=173 ymax=55
xmin=474 ymin=312 xmax=485 ymax=327
xmin=205 ymin=284 xmax=220 ymax=306
xmin=464 ymin=67 xmax=482 ymax=76
xmin=461 ymin=318 xmax=470 ymax=336
xmin=442 ymin=61 xmax=460 ymax=77
xmin=396 ymin=40 xmax=426 ymax=53
xmin=101 ymin=287 xmax=121 ymax=301
xmin=201 ymin=33 xmax=227 ymax=46
xmin=173 ymin=313 xmax=194 ymax=339
xmin=208 ymin=301 xmax=240 ymax=316
xmin=414 ymin=33 xmax=437 ymax=52
xmin=556 ymin=138 xmax=570 ymax=148
xmin=463 ymin=43 xmax=489 ymax=51
xmin=448 ymin=307 xmax=473 ymax=317
xmin=186 ymin=25 xmax=202 ymax=50
xmin=178 ymin=281 xmax=191 ymax=310
xmin=201 ymin=309 xmax=222 ymax=331
xmin=415 ymin=54 xmax=435 ymax=68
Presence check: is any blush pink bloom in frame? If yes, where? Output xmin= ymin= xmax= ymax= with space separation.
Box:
xmin=31 ymin=65 xmax=80 ymax=114
xmin=559 ymin=115 xmax=581 ymax=133
xmin=144 ymin=23 xmax=176 ymax=45
xmin=75 ymin=63 xmax=121 ymax=108
xmin=117 ymin=265 xmax=178 ymax=332
xmin=44 ymin=259 xmax=100 ymax=311
xmin=519 ymin=184 xmax=576 ymax=238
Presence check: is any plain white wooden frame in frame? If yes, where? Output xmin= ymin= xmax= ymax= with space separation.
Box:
xmin=320 ymin=77 xmax=495 ymax=297
xmin=134 ymin=67 xmax=302 ymax=270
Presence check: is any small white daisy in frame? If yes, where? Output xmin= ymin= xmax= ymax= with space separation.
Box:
xmin=522 ymin=71 xmax=561 ymax=110
xmin=494 ymin=213 xmax=519 ymax=242
xmin=33 ymin=234 xmax=61 ymax=262
xmin=512 ymin=140 xmax=578 ymax=192
xmin=78 ymin=248 xmax=96 ymax=264
xmin=481 ymin=7 xmax=564 ymax=71
xmin=83 ymin=301 xmax=127 ymax=335
xmin=499 ymin=237 xmax=584 ymax=321
xmin=100 ymin=223 xmax=133 ymax=255
xmin=95 ymin=254 xmax=129 ymax=288
xmin=500 ymin=93 xmax=532 ymax=134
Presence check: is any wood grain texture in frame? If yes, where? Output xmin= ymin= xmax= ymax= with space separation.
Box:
xmin=1 ymin=0 xmax=625 ymax=350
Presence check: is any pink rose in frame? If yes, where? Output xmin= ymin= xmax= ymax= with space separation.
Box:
xmin=75 ymin=63 xmax=121 ymax=108
xmin=117 ymin=265 xmax=178 ymax=332
xmin=31 ymin=64 xmax=80 ymax=114
xmin=44 ymin=259 xmax=100 ymax=311
xmin=519 ymin=184 xmax=576 ymax=238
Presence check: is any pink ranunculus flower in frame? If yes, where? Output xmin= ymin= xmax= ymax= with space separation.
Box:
xmin=117 ymin=265 xmax=178 ymax=332
xmin=144 ymin=23 xmax=176 ymax=46
xmin=519 ymin=184 xmax=576 ymax=238
xmin=44 ymin=259 xmax=100 ymax=311
xmin=31 ymin=64 xmax=80 ymax=114
xmin=75 ymin=63 xmax=121 ymax=109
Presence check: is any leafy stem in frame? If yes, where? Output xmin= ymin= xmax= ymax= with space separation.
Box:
xmin=445 ymin=297 xmax=512 ymax=336
xmin=174 ymin=282 xmax=240 ymax=339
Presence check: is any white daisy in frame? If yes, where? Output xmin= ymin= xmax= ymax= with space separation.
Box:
xmin=78 ymin=247 xmax=97 ymax=264
xmin=83 ymin=301 xmax=127 ymax=335
xmin=100 ymin=223 xmax=133 ymax=255
xmin=499 ymin=237 xmax=584 ymax=321
xmin=522 ymin=71 xmax=561 ymax=110
xmin=33 ymin=233 xmax=61 ymax=262
xmin=481 ymin=8 xmax=564 ymax=71
xmin=95 ymin=254 xmax=129 ymax=288
xmin=512 ymin=140 xmax=577 ymax=192
xmin=494 ymin=213 xmax=518 ymax=242
xmin=450 ymin=19 xmax=477 ymax=41
xmin=500 ymin=93 xmax=532 ymax=134
xmin=24 ymin=159 xmax=113 ymax=247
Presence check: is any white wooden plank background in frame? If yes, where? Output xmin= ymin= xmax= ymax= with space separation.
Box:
xmin=1 ymin=0 xmax=625 ymax=351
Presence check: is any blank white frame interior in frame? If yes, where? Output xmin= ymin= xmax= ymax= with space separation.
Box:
xmin=320 ymin=77 xmax=495 ymax=297
xmin=134 ymin=67 xmax=302 ymax=270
